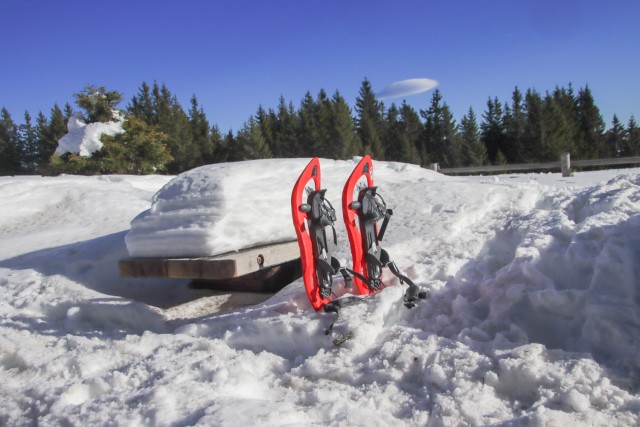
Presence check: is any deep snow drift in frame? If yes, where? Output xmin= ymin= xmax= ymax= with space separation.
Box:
xmin=1 ymin=159 xmax=640 ymax=426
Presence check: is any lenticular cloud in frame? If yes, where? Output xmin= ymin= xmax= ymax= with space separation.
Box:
xmin=377 ymin=78 xmax=439 ymax=100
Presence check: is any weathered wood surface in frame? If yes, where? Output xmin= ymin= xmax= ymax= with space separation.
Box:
xmin=190 ymin=258 xmax=302 ymax=293
xmin=119 ymin=240 xmax=301 ymax=280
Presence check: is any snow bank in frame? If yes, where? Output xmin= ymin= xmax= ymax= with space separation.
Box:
xmin=125 ymin=158 xmax=431 ymax=257
xmin=1 ymin=163 xmax=640 ymax=426
xmin=54 ymin=112 xmax=124 ymax=157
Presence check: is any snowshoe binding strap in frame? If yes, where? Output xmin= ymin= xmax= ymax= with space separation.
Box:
xmin=352 ymin=185 xmax=428 ymax=307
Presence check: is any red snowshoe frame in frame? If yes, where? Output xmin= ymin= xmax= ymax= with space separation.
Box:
xmin=342 ymin=155 xmax=426 ymax=306
xmin=341 ymin=155 xmax=375 ymax=295
xmin=291 ymin=158 xmax=329 ymax=310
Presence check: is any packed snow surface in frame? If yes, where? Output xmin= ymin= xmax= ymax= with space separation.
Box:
xmin=54 ymin=112 xmax=124 ymax=157
xmin=1 ymin=158 xmax=640 ymax=426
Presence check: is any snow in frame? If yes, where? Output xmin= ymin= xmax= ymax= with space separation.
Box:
xmin=125 ymin=159 xmax=427 ymax=257
xmin=2 ymin=159 xmax=640 ymax=426
xmin=54 ymin=112 xmax=124 ymax=157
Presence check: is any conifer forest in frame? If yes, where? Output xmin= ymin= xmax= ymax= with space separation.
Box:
xmin=1 ymin=79 xmax=638 ymax=176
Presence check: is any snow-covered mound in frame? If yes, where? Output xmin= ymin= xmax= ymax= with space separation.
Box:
xmin=55 ymin=112 xmax=124 ymax=157
xmin=125 ymin=158 xmax=432 ymax=257
xmin=1 ymin=162 xmax=640 ymax=426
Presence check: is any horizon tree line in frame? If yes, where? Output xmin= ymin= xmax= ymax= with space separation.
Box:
xmin=1 ymin=79 xmax=638 ymax=176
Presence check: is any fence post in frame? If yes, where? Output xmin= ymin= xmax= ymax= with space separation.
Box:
xmin=561 ymin=153 xmax=571 ymax=177
xmin=429 ymin=163 xmax=440 ymax=172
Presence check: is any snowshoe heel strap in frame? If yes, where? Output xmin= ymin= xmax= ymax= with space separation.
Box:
xmin=386 ymin=261 xmax=428 ymax=308
xmin=323 ymin=296 xmax=364 ymax=335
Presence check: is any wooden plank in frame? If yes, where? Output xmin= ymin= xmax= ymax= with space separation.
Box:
xmin=232 ymin=240 xmax=301 ymax=276
xmin=165 ymin=258 xmax=236 ymax=279
xmin=118 ymin=240 xmax=301 ymax=280
xmin=190 ymin=258 xmax=302 ymax=293
xmin=119 ymin=258 xmax=167 ymax=278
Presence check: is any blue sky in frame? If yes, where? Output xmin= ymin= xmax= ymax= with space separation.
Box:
xmin=1 ymin=0 xmax=638 ymax=132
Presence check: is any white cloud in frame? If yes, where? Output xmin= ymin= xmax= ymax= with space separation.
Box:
xmin=377 ymin=78 xmax=439 ymax=100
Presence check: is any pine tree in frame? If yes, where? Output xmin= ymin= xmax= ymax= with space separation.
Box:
xmin=423 ymin=90 xmax=461 ymax=167
xmin=237 ymin=117 xmax=272 ymax=160
xmin=399 ymin=101 xmax=424 ymax=164
xmin=384 ymin=103 xmax=420 ymax=164
xmin=503 ymin=87 xmax=526 ymax=162
xmin=189 ymin=95 xmax=213 ymax=165
xmin=50 ymin=116 xmax=173 ymax=175
xmin=314 ymin=89 xmax=335 ymax=158
xmin=100 ymin=116 xmax=172 ymax=174
xmin=551 ymin=85 xmax=579 ymax=155
xmin=152 ymin=82 xmax=171 ymax=125
xmin=355 ymin=78 xmax=385 ymax=159
xmin=19 ymin=111 xmax=39 ymax=172
xmin=541 ymin=90 xmax=575 ymax=161
xmin=522 ymin=89 xmax=545 ymax=162
xmin=255 ymin=105 xmax=275 ymax=156
xmin=63 ymin=103 xmax=74 ymax=121
xmin=421 ymin=90 xmax=443 ymax=165
xmin=329 ymin=91 xmax=361 ymax=159
xmin=169 ymin=105 xmax=196 ymax=172
xmin=34 ymin=112 xmax=48 ymax=170
xmin=214 ymin=130 xmax=239 ymax=162
xmin=623 ymin=116 xmax=640 ymax=156
xmin=384 ymin=104 xmax=401 ymax=161
xmin=297 ymin=91 xmax=321 ymax=156
xmin=273 ymin=96 xmax=299 ymax=157
xmin=460 ymin=107 xmax=487 ymax=166
xmin=224 ymin=130 xmax=242 ymax=162
xmin=480 ymin=97 xmax=506 ymax=164
xmin=0 ymin=108 xmax=21 ymax=175
xmin=442 ymin=106 xmax=462 ymax=167
xmin=152 ymin=83 xmax=197 ymax=173
xmin=576 ymin=85 xmax=605 ymax=159
xmin=74 ymin=85 xmax=123 ymax=123
xmin=210 ymin=124 xmax=225 ymax=163
xmin=605 ymin=115 xmax=625 ymax=158
xmin=128 ymin=82 xmax=155 ymax=124
xmin=39 ymin=104 xmax=67 ymax=168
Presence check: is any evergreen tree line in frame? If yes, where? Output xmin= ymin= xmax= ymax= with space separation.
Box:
xmin=1 ymin=79 xmax=639 ymax=176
